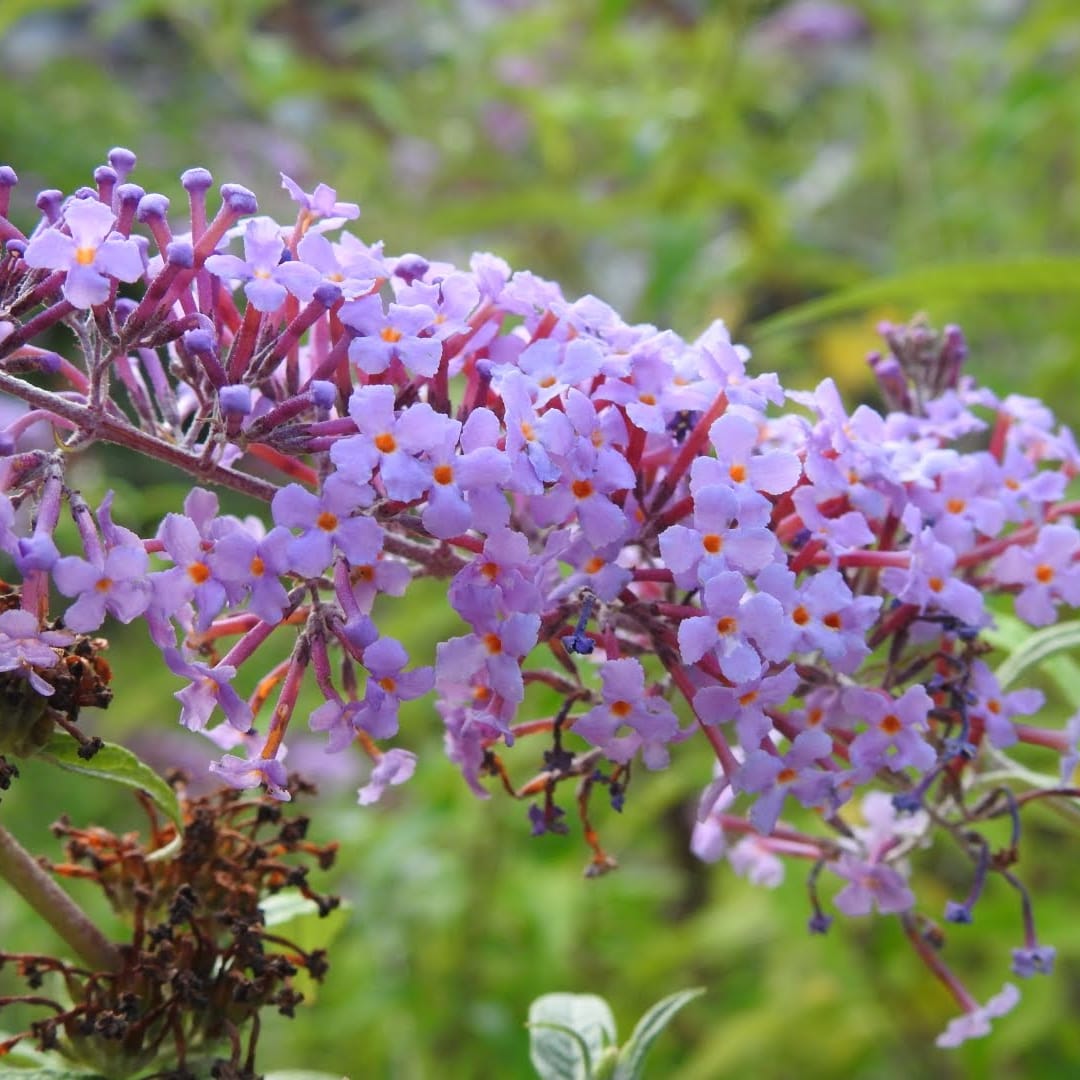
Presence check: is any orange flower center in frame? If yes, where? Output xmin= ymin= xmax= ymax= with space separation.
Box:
xmin=250 ymin=555 xmax=265 ymax=577
xmin=1035 ymin=563 xmax=1055 ymax=584
xmin=380 ymin=327 xmax=403 ymax=343
xmin=729 ymin=463 xmax=747 ymax=484
xmin=610 ymin=700 xmax=632 ymax=718
xmin=702 ymin=533 xmax=723 ymax=554
xmin=433 ymin=464 xmax=454 ymax=485
xmin=880 ymin=713 xmax=902 ymax=735
xmin=186 ymin=561 xmax=210 ymax=584
xmin=317 ymin=510 xmax=338 ymax=532
xmin=792 ymin=605 xmax=810 ymax=626
xmin=823 ymin=612 xmax=841 ymax=630
xmin=716 ymin=615 xmax=738 ymax=635
xmin=374 ymin=432 xmax=396 ymax=453
xmin=572 ymin=479 xmax=594 ymax=499
xmin=946 ymin=497 xmax=966 ymax=514
xmin=378 ymin=676 xmax=397 ymax=693
xmin=483 ymin=632 xmax=502 ymax=654
xmin=74 ymin=246 xmax=97 ymax=266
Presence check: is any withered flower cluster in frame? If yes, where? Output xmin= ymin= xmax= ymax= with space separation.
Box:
xmin=0 ymin=780 xmax=338 ymax=1079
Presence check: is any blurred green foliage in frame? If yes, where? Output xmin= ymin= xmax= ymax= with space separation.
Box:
xmin=2 ymin=1 xmax=1080 ymax=1077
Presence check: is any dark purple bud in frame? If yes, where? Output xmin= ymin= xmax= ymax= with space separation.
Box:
xmin=310 ymin=380 xmax=336 ymax=410
xmin=807 ymin=912 xmax=833 ymax=935
xmin=393 ymin=253 xmax=429 ymax=283
xmin=1012 ymin=945 xmax=1056 ymax=978
xmin=6 ymin=239 xmax=26 ymax=258
xmin=35 ymin=189 xmax=64 ymax=223
xmin=137 ymin=193 xmax=171 ymax=221
xmin=891 ymin=791 xmax=923 ymax=814
xmin=73 ymin=186 xmax=98 ymax=201
xmin=181 ymin=167 xmax=213 ymax=194
xmin=108 ymin=147 xmax=137 ymax=180
xmin=115 ymin=297 xmax=138 ymax=322
xmin=220 ymin=184 xmax=258 ymax=216
xmin=944 ymin=899 xmax=973 ymax=924
xmin=220 ymin=385 xmax=253 ymax=416
xmin=166 ymin=240 xmax=195 ymax=269
xmin=0 ymin=432 xmax=14 ymax=456
xmin=313 ymin=281 xmax=343 ymax=308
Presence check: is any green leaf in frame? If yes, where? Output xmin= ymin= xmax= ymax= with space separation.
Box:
xmin=259 ymin=891 xmax=352 ymax=1004
xmin=614 ymin=988 xmax=704 ymax=1080
xmin=38 ymin=733 xmax=183 ymax=835
xmin=528 ymin=993 xmax=617 ymax=1080
xmin=749 ymin=257 xmax=1080 ymax=339
xmin=993 ymin=620 xmax=1080 ymax=691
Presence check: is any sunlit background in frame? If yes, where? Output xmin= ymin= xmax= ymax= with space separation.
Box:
xmin=2 ymin=2 xmax=1080 ymax=1076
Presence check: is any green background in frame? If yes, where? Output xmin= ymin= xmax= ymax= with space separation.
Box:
xmin=2 ymin=2 xmax=1080 ymax=1076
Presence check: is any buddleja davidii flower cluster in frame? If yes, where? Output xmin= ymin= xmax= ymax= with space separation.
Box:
xmin=0 ymin=150 xmax=1079 ymax=1046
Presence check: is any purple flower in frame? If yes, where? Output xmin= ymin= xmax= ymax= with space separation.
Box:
xmin=329 ymin=385 xmax=450 ymax=503
xmin=677 ymin=571 xmax=786 ymax=683
xmin=881 ymin=519 xmax=987 ymax=628
xmin=734 ymin=728 xmax=834 ymax=834
xmin=23 ymin=197 xmax=143 ymax=308
xmin=728 ymin=836 xmax=786 ymax=887
xmin=164 ymin=648 xmax=252 ymax=733
xmin=281 ymin=174 xmax=360 ymax=222
xmin=935 ymin=984 xmax=1020 ymax=1049
xmin=151 ymin=513 xmax=230 ymax=630
xmin=967 ymin=660 xmax=1043 ymax=750
xmin=205 ymin=216 xmax=320 ymax=312
xmin=659 ymin=483 xmax=779 ymax=589
xmin=420 ymin=416 xmax=510 ymax=540
xmin=53 ymin=543 xmax=152 ymax=632
xmin=448 ymin=528 xmax=542 ymax=622
xmin=755 ymin=563 xmax=881 ymax=675
xmin=0 ymin=610 xmax=73 ymax=696
xmin=831 ymin=854 xmax=915 ymax=916
xmin=358 ymin=748 xmax=417 ymax=805
xmin=692 ymin=410 xmax=802 ymax=504
xmin=293 ymin=230 xmax=381 ymax=299
xmin=845 ymin=685 xmax=937 ymax=773
xmin=272 ymin=474 xmax=382 ymax=578
xmin=209 ymin=744 xmax=291 ymax=801
xmin=339 ymin=294 xmax=442 ymax=377
xmin=435 ymin=612 xmax=540 ymax=738
xmin=349 ymin=637 xmax=435 ymax=739
xmin=993 ymin=524 xmax=1080 ymax=626
xmin=210 ymin=524 xmax=292 ymax=624
xmin=571 ymin=658 xmax=681 ymax=768
xmin=393 ymin=270 xmax=481 ymax=342
xmin=694 ymin=664 xmax=800 ymax=748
